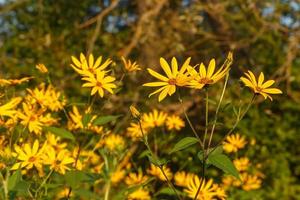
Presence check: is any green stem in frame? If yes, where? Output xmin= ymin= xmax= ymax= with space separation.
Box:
xmin=207 ymin=94 xmax=256 ymax=158
xmin=177 ymin=93 xmax=204 ymax=149
xmin=35 ymin=170 xmax=54 ymax=198
xmin=137 ymin=120 xmax=182 ymax=200
xmin=202 ymin=88 xmax=209 ymax=149
xmin=104 ymin=181 xmax=111 ymax=200
xmin=207 ymin=73 xmax=229 ymax=149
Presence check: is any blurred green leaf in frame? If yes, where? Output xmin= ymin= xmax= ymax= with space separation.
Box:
xmin=44 ymin=127 xmax=75 ymax=141
xmin=8 ymin=170 xmax=21 ymax=191
xmin=92 ymin=115 xmax=122 ymax=126
xmin=169 ymin=137 xmax=199 ymax=154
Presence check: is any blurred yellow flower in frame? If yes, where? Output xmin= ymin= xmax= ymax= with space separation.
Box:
xmin=71 ymin=53 xmax=112 ymax=76
xmin=174 ymin=171 xmax=196 ymax=187
xmin=240 ymin=71 xmax=282 ymax=101
xmin=82 ymin=70 xmax=116 ymax=97
xmin=122 ymin=56 xmax=141 ymax=72
xmin=18 ymin=103 xmax=57 ymax=135
xmin=142 ymin=109 xmax=167 ymax=128
xmin=166 ymin=115 xmax=185 ymax=131
xmin=125 ymin=171 xmax=148 ymax=186
xmin=104 ymin=133 xmax=125 ymax=151
xmin=143 ymin=57 xmax=191 ymax=102
xmin=0 ymin=97 xmax=22 ymax=118
xmin=184 ymin=175 xmax=226 ymax=200
xmin=11 ymin=140 xmax=45 ymax=176
xmin=42 ymin=148 xmax=74 ymax=174
xmin=234 ymin=157 xmax=250 ymax=172
xmin=188 ymin=52 xmax=233 ymax=89
xmin=111 ymin=169 xmax=126 ymax=184
xmin=127 ymin=188 xmax=151 ymax=200
xmin=36 ymin=63 xmax=48 ymax=73
xmin=223 ymin=133 xmax=247 ymax=153
xmin=130 ymin=105 xmax=141 ymax=119
xmin=26 ymin=84 xmax=65 ymax=111
xmin=241 ymin=173 xmax=262 ymax=191
xmin=126 ymin=122 xmax=148 ymax=139
xmin=147 ymin=164 xmax=172 ymax=181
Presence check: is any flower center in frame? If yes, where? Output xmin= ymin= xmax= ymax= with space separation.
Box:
xmin=255 ymin=87 xmax=263 ymax=93
xmin=168 ymin=78 xmax=177 ymax=85
xmin=198 ymin=77 xmax=213 ymax=84
xmin=88 ymin=68 xmax=94 ymax=73
xmin=28 ymin=156 xmax=36 ymax=162
xmin=96 ymin=81 xmax=103 ymax=87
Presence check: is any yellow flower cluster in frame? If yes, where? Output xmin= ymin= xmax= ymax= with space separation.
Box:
xmin=222 ymin=134 xmax=264 ymax=192
xmin=127 ymin=109 xmax=185 ymax=139
xmin=71 ymin=53 xmax=117 ymax=97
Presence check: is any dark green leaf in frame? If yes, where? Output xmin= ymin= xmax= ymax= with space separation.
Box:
xmin=207 ymin=153 xmax=240 ymax=180
xmin=92 ymin=115 xmax=122 ymax=126
xmin=82 ymin=114 xmax=92 ymax=128
xmin=8 ymin=170 xmax=21 ymax=191
xmin=169 ymin=137 xmax=199 ymax=154
xmin=65 ymin=171 xmax=96 ymax=188
xmin=44 ymin=127 xmax=75 ymax=141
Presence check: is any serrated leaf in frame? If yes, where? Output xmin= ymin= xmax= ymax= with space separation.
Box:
xmin=44 ymin=127 xmax=75 ymax=141
xmin=207 ymin=153 xmax=240 ymax=180
xmin=92 ymin=115 xmax=122 ymax=126
xmin=82 ymin=114 xmax=92 ymax=128
xmin=169 ymin=137 xmax=199 ymax=154
xmin=8 ymin=170 xmax=21 ymax=191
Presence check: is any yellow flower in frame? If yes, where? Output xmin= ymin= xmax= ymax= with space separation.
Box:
xmin=42 ymin=148 xmax=74 ymax=174
xmin=122 ymin=56 xmax=141 ymax=72
xmin=240 ymin=71 xmax=282 ymax=101
xmin=188 ymin=52 xmax=233 ymax=89
xmin=142 ymin=109 xmax=167 ymax=128
xmin=184 ymin=175 xmax=226 ymax=200
xmin=166 ymin=115 xmax=185 ymax=131
xmin=11 ymin=140 xmax=45 ymax=176
xmin=104 ymin=133 xmax=125 ymax=151
xmin=241 ymin=173 xmax=262 ymax=191
xmin=143 ymin=57 xmax=191 ymax=102
xmin=68 ymin=106 xmax=83 ymax=130
xmin=45 ymin=133 xmax=67 ymax=151
xmin=233 ymin=157 xmax=250 ymax=172
xmin=0 ymin=97 xmax=22 ymax=118
xmin=36 ymin=63 xmax=48 ymax=73
xmin=223 ymin=133 xmax=247 ymax=153
xmin=82 ymin=70 xmax=117 ymax=97
xmin=71 ymin=53 xmax=112 ymax=76
xmin=125 ymin=171 xmax=148 ymax=186
xmin=147 ymin=164 xmax=172 ymax=181
xmin=174 ymin=171 xmax=196 ymax=187
xmin=18 ymin=103 xmax=57 ymax=135
xmin=111 ymin=169 xmax=126 ymax=184
xmin=127 ymin=188 xmax=151 ymax=200
xmin=26 ymin=84 xmax=66 ymax=111
xmin=130 ymin=105 xmax=141 ymax=119
xmin=126 ymin=122 xmax=148 ymax=140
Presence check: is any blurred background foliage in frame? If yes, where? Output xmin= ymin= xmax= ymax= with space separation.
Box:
xmin=0 ymin=0 xmax=299 ymax=199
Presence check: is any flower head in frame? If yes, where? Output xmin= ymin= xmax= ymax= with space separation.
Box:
xmin=130 ymin=105 xmax=141 ymax=119
xmin=127 ymin=188 xmax=151 ymax=200
xmin=125 ymin=171 xmax=148 ymax=186
xmin=147 ymin=164 xmax=172 ymax=181
xmin=223 ymin=133 xmax=247 ymax=153
xmin=174 ymin=171 xmax=196 ymax=187
xmin=82 ymin=70 xmax=116 ymax=97
xmin=71 ymin=53 xmax=112 ymax=76
xmin=36 ymin=63 xmax=48 ymax=73
xmin=166 ymin=115 xmax=185 ymax=131
xmin=0 ymin=97 xmax=22 ymax=118
xmin=188 ymin=52 xmax=233 ymax=89
xmin=142 ymin=109 xmax=167 ymax=128
xmin=240 ymin=71 xmax=282 ymax=101
xmin=122 ymin=56 xmax=141 ymax=72
xmin=143 ymin=57 xmax=191 ymax=102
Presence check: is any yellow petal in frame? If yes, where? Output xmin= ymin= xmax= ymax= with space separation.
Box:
xmin=261 ymin=80 xmax=275 ymax=88
xmin=160 ymin=57 xmax=173 ymax=78
xmin=262 ymin=88 xmax=282 ymax=94
xmin=257 ymin=72 xmax=264 ymax=86
xmin=207 ymin=59 xmax=216 ymax=78
xmin=147 ymin=68 xmax=168 ymax=82
xmin=148 ymin=86 xmax=165 ymax=97
xmin=171 ymin=57 xmax=178 ymax=77
xmin=158 ymin=87 xmax=169 ymax=102
xmin=179 ymin=57 xmax=191 ymax=74
xmin=199 ymin=63 xmax=206 ymax=77
xmin=143 ymin=82 xmax=168 ymax=87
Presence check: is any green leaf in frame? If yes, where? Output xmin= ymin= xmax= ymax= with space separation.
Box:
xmin=82 ymin=114 xmax=92 ymax=128
xmin=92 ymin=115 xmax=122 ymax=126
xmin=169 ymin=137 xmax=199 ymax=154
xmin=146 ymin=155 xmax=167 ymax=166
xmin=198 ymin=146 xmax=223 ymax=161
xmin=44 ymin=127 xmax=75 ymax=141
xmin=7 ymin=170 xmax=21 ymax=191
xmin=65 ymin=171 xmax=96 ymax=188
xmin=207 ymin=153 xmax=240 ymax=180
